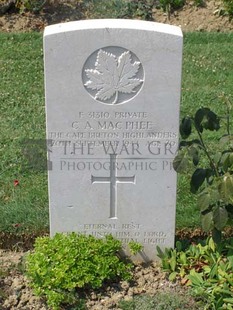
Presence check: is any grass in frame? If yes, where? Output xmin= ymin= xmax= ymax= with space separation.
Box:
xmin=118 ymin=290 xmax=202 ymax=309
xmin=0 ymin=33 xmax=48 ymax=233
xmin=176 ymin=32 xmax=233 ymax=228
xmin=0 ymin=32 xmax=232 ymax=234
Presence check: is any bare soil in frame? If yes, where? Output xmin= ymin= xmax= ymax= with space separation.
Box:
xmin=0 ymin=250 xmax=199 ymax=310
xmin=0 ymin=0 xmax=232 ymax=33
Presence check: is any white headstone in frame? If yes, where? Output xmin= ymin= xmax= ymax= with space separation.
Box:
xmin=44 ymin=19 xmax=183 ymax=261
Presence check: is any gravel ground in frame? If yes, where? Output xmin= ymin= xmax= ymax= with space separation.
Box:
xmin=0 ymin=249 xmax=198 ymax=310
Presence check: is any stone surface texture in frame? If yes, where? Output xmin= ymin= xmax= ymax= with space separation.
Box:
xmin=44 ymin=19 xmax=183 ymax=261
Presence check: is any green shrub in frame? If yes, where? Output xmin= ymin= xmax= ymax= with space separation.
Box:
xmin=173 ymin=100 xmax=233 ymax=242
xmin=126 ymin=0 xmax=155 ymax=20
xmin=26 ymin=233 xmax=132 ymax=310
xmin=15 ymin=0 xmax=46 ymax=13
xmin=157 ymin=237 xmax=233 ymax=309
xmin=83 ymin=0 xmax=154 ymax=20
xmin=158 ymin=0 xmax=185 ymax=19
xmin=128 ymin=240 xmax=143 ymax=255
xmin=222 ymin=0 xmax=233 ymax=18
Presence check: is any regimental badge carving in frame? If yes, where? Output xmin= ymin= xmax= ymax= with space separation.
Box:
xmin=82 ymin=47 xmax=144 ymax=105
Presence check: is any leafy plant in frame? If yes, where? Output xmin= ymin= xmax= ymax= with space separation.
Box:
xmin=173 ymin=99 xmax=233 ymax=242
xmin=158 ymin=0 xmax=185 ymax=19
xmin=222 ymin=0 xmax=233 ymax=18
xmin=15 ymin=0 xmax=47 ymax=13
xmin=83 ymin=0 xmax=154 ymax=20
xmin=128 ymin=241 xmax=143 ymax=255
xmin=125 ymin=0 xmax=155 ymax=20
xmin=157 ymin=237 xmax=233 ymax=309
xmin=26 ymin=233 xmax=132 ymax=310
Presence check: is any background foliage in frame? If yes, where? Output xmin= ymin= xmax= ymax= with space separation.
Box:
xmin=0 ymin=0 xmax=232 ymax=18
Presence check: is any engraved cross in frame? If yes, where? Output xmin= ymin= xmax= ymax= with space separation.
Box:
xmin=91 ymin=154 xmax=136 ymax=219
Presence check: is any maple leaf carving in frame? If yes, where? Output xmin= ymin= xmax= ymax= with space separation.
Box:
xmin=85 ymin=49 xmax=143 ymax=104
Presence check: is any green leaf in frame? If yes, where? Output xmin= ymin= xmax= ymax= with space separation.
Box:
xmin=219 ymin=135 xmax=233 ymax=148
xmin=173 ymin=149 xmax=190 ymax=173
xmin=198 ymin=185 xmax=219 ymax=212
xmin=201 ymin=211 xmax=214 ymax=232
xmin=229 ymin=153 xmax=233 ymax=166
xmin=180 ymin=117 xmax=192 ymax=139
xmin=218 ymin=174 xmax=233 ymax=204
xmin=194 ymin=108 xmax=220 ymax=133
xmin=221 ymin=152 xmax=233 ymax=172
xmin=180 ymin=266 xmax=186 ymax=278
xmin=169 ymin=271 xmax=177 ymax=281
xmin=188 ymin=269 xmax=204 ymax=286
xmin=198 ymin=190 xmax=210 ymax=212
xmin=179 ymin=139 xmax=202 ymax=148
xmin=209 ymin=263 xmax=218 ymax=278
xmin=180 ymin=252 xmax=187 ymax=265
xmin=203 ymin=110 xmax=220 ymax=131
xmin=214 ymin=152 xmax=222 ymax=165
xmin=156 ymin=246 xmax=165 ymax=259
xmin=162 ymin=260 xmax=170 ymax=270
xmin=194 ymin=108 xmax=209 ymax=132
xmin=190 ymin=168 xmax=207 ymax=194
xmin=212 ymin=228 xmax=222 ymax=244
xmin=169 ymin=254 xmax=177 ymax=272
xmin=223 ymin=298 xmax=233 ymax=304
xmin=175 ymin=240 xmax=182 ymax=252
xmin=208 ymin=237 xmax=216 ymax=252
xmin=213 ymin=207 xmax=229 ymax=231
xmin=188 ymin=145 xmax=199 ymax=166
